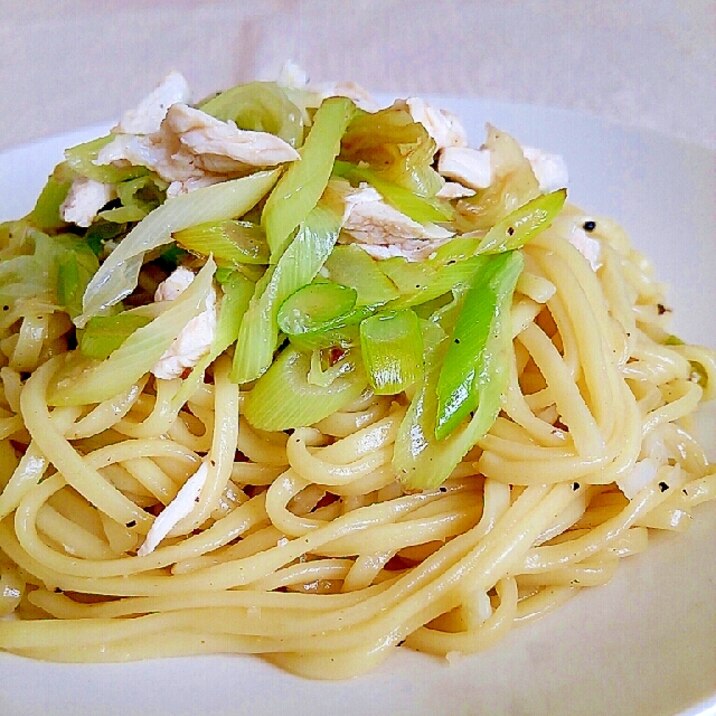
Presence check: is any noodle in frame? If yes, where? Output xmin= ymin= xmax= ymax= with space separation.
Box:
xmin=0 ymin=73 xmax=714 ymax=681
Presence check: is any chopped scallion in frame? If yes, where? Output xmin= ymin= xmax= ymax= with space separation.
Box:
xmin=360 ymin=310 xmax=423 ymax=395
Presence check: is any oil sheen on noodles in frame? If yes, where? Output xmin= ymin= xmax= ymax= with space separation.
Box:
xmin=0 ymin=204 xmax=713 ymax=678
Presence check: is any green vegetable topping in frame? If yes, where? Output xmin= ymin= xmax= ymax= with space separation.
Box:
xmin=56 ymin=244 xmax=100 ymax=319
xmin=27 ymin=166 xmax=72 ymax=229
xmin=340 ymin=103 xmax=441 ymax=197
xmin=200 ymin=81 xmax=304 ymax=148
xmin=360 ymin=310 xmax=424 ymax=395
xmin=79 ymin=313 xmax=152 ymax=360
xmin=393 ymin=252 xmax=523 ymax=489
xmin=1 ymin=82 xmax=581 ymax=493
xmin=243 ymin=346 xmax=367 ymax=431
xmin=476 ymin=189 xmax=567 ymax=254
xmin=277 ymin=281 xmax=366 ymax=350
xmin=174 ymin=220 xmax=269 ymax=266
xmin=262 ymin=96 xmax=355 ymax=259
xmin=435 ymin=251 xmax=524 ymax=439
xmin=231 ymin=202 xmax=342 ymax=383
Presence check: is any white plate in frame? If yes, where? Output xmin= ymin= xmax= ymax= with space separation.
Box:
xmin=0 ymin=99 xmax=714 ymax=716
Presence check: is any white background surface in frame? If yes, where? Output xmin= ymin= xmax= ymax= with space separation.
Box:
xmin=0 ymin=0 xmax=713 ymax=150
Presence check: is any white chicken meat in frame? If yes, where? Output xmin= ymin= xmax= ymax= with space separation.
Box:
xmin=151 ymin=267 xmax=217 ymax=380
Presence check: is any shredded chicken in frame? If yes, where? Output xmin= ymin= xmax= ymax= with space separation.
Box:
xmin=60 ymin=177 xmax=115 ymax=227
xmin=523 ymin=146 xmax=569 ymax=193
xmin=358 ymin=238 xmax=450 ymax=261
xmin=438 ymin=146 xmax=493 ymax=190
xmin=321 ymin=81 xmax=381 ymax=112
xmin=151 ymin=267 xmax=217 ymax=380
xmin=137 ymin=461 xmax=209 ymax=556
xmin=327 ymin=180 xmax=452 ymax=260
xmin=438 ymin=144 xmax=568 ymax=196
xmin=549 ymin=214 xmax=602 ymax=271
xmin=339 ymin=183 xmax=452 ymax=244
xmin=405 ymin=97 xmax=468 ymax=152
xmin=165 ymin=103 xmax=300 ymax=168
xmin=568 ymin=228 xmax=602 ymax=271
xmin=96 ymin=132 xmax=193 ymax=180
xmin=96 ymin=102 xmax=299 ymax=194
xmin=116 ymin=71 xmax=191 ymax=135
xmin=435 ymin=181 xmax=476 ymax=199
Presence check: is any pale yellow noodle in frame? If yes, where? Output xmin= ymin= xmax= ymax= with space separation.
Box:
xmin=0 ymin=205 xmax=713 ymax=680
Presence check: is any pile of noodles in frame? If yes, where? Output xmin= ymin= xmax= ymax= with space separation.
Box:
xmin=1 ymin=207 xmax=713 ymax=678
xmin=0 ymin=79 xmax=714 ymax=680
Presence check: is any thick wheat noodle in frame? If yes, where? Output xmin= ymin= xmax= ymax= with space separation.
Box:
xmin=0 ymin=208 xmax=713 ymax=679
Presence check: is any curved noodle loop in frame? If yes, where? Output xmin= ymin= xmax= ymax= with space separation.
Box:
xmin=0 ymin=93 xmax=713 ymax=679
xmin=0 ymin=206 xmax=713 ymax=677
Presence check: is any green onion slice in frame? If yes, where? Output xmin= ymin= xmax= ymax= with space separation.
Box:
xmin=79 ymin=313 xmax=152 ymax=360
xmin=435 ymin=251 xmax=524 ymax=439
xmin=174 ymin=220 xmax=269 ymax=266
xmin=477 ymin=188 xmax=566 ymax=254
xmin=360 ymin=309 xmax=423 ymax=395
xmin=243 ymin=346 xmax=367 ymax=431
xmin=278 ymin=281 xmax=358 ymax=336
xmin=262 ymin=96 xmax=355 ymax=259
